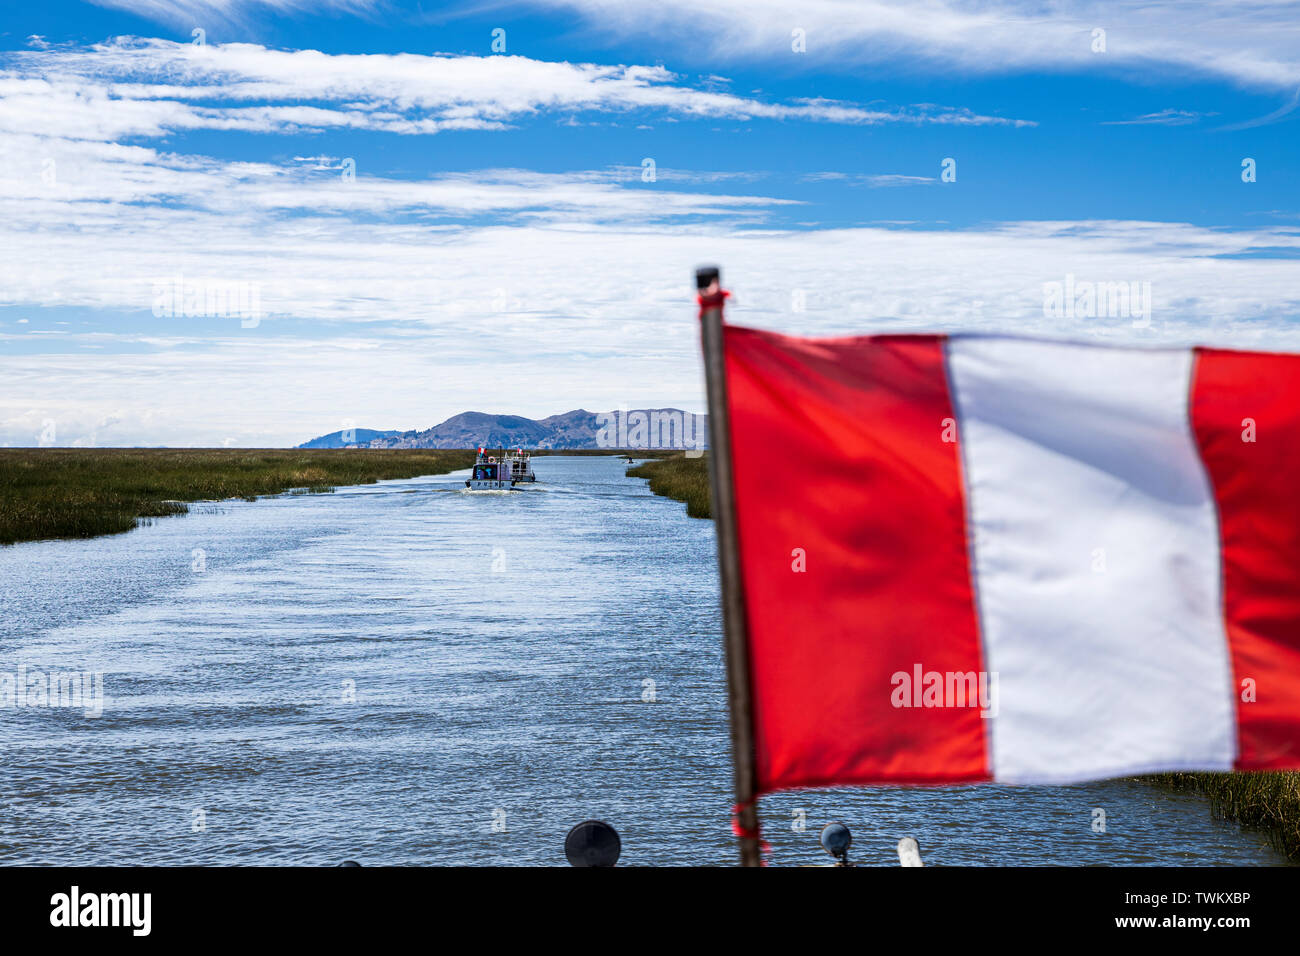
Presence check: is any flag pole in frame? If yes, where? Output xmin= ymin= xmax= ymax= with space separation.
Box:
xmin=696 ymin=265 xmax=761 ymax=867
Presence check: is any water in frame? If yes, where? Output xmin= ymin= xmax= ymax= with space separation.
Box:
xmin=0 ymin=456 xmax=1287 ymax=866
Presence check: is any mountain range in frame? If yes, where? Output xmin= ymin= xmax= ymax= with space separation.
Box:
xmin=299 ymin=409 xmax=707 ymax=450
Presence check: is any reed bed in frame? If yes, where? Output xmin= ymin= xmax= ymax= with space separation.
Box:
xmin=1144 ymin=771 xmax=1300 ymax=860
xmin=627 ymin=453 xmax=711 ymax=518
xmin=0 ymin=448 xmax=476 ymax=546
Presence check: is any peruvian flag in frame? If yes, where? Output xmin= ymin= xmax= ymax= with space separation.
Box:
xmin=726 ymin=327 xmax=1300 ymax=790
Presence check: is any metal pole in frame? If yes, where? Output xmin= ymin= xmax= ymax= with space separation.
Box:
xmin=696 ymin=265 xmax=761 ymax=867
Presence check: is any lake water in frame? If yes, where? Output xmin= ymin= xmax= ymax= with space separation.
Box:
xmin=0 ymin=456 xmax=1287 ymax=865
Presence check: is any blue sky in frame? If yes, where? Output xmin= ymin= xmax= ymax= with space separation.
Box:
xmin=1 ymin=0 xmax=1297 ymax=446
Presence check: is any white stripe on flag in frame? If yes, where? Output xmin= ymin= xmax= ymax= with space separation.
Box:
xmin=946 ymin=337 xmax=1236 ymax=783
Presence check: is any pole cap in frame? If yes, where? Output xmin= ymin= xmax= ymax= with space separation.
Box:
xmin=695 ymin=266 xmax=721 ymax=291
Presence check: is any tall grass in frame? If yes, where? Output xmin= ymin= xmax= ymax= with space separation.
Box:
xmin=627 ymin=453 xmax=712 ymax=518
xmin=0 ymin=448 xmax=476 ymax=546
xmin=1144 ymin=771 xmax=1300 ymax=860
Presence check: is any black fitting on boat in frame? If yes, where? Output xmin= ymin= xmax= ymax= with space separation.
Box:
xmin=564 ymin=820 xmax=621 ymax=867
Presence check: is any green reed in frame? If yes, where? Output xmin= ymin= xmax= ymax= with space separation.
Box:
xmin=1144 ymin=771 xmax=1300 ymax=861
xmin=627 ymin=453 xmax=712 ymax=519
xmin=0 ymin=448 xmax=477 ymax=546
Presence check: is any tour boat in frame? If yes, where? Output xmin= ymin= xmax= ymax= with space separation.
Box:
xmin=465 ymin=446 xmax=536 ymax=490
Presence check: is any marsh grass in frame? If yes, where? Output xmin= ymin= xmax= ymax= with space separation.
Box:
xmin=0 ymin=448 xmax=477 ymax=546
xmin=627 ymin=453 xmax=711 ymax=518
xmin=1144 ymin=771 xmax=1300 ymax=860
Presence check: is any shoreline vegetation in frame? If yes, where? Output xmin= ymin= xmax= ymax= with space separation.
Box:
xmin=626 ymin=453 xmax=1300 ymax=862
xmin=626 ymin=453 xmax=711 ymax=518
xmin=0 ymin=448 xmax=476 ymax=546
xmin=1142 ymin=772 xmax=1300 ymax=861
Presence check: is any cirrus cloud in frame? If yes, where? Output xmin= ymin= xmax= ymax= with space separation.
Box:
xmin=0 ymin=36 xmax=1036 ymax=143
xmin=536 ymin=0 xmax=1300 ymax=91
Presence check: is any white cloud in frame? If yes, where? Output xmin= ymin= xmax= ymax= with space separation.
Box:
xmin=1 ymin=30 xmax=1294 ymax=449
xmin=804 ymin=172 xmax=935 ymax=187
xmin=1216 ymin=88 xmax=1300 ymax=130
xmin=1102 ymin=109 xmax=1205 ymax=126
xmin=537 ymin=0 xmax=1300 ymax=91
xmin=3 ymin=206 xmax=1299 ymax=446
xmin=0 ymin=132 xmax=794 ymax=223
xmin=89 ymin=0 xmax=383 ymax=30
xmin=0 ymin=37 xmax=1034 ymax=142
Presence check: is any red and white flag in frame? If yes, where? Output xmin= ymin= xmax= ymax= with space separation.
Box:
xmin=726 ymin=327 xmax=1300 ymax=790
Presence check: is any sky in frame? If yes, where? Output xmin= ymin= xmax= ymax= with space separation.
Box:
xmin=1 ymin=0 xmax=1297 ymax=447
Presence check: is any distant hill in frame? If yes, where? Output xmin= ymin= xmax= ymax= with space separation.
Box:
xmin=298 ymin=409 xmax=707 ymax=451
xmin=299 ymin=428 xmax=404 ymax=449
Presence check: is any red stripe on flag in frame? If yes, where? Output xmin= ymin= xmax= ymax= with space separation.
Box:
xmin=725 ymin=327 xmax=990 ymax=790
xmin=1192 ymin=347 xmax=1300 ymax=770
